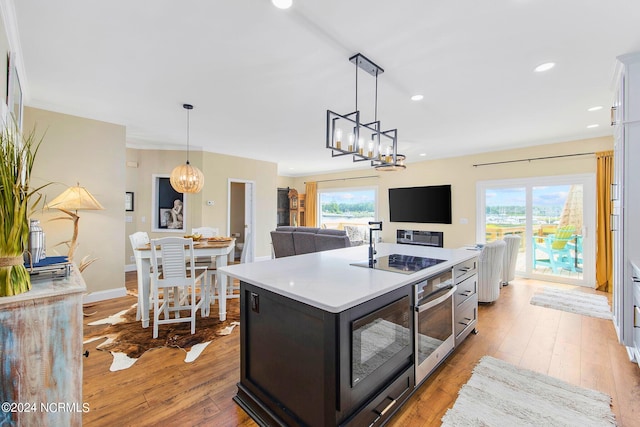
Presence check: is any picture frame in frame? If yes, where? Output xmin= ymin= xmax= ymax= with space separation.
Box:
xmin=152 ymin=174 xmax=185 ymax=233
xmin=125 ymin=192 xmax=134 ymax=211
xmin=6 ymin=52 xmax=23 ymax=131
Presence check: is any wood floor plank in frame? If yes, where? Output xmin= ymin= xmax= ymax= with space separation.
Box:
xmin=82 ymin=275 xmax=640 ymax=426
xmin=519 ymin=306 xmax=561 ymax=374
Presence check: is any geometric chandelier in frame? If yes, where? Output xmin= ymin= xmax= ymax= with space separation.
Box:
xmin=326 ymin=53 xmax=406 ymax=171
xmin=170 ymin=103 xmax=205 ymax=193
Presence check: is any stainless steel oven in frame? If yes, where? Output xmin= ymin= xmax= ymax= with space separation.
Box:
xmin=414 ymin=269 xmax=456 ymax=384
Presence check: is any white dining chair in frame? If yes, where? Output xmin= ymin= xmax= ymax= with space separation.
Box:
xmin=190 ymin=227 xmax=221 ymax=305
xmin=129 ymin=231 xmax=151 ymax=321
xmin=149 ymin=237 xmax=209 ymax=338
xmin=222 ymin=232 xmax=251 ymax=300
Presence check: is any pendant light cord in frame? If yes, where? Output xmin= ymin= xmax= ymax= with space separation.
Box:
xmin=375 ymin=70 xmax=378 ymax=123
xmin=184 ymin=103 xmax=193 ymax=165
xmin=355 ymin=60 xmax=359 ymax=113
xmin=186 ymin=107 xmax=190 ymax=164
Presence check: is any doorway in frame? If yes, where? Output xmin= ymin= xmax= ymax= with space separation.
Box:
xmin=228 ymin=179 xmax=255 ymax=263
xmin=477 ymin=174 xmax=595 ymax=287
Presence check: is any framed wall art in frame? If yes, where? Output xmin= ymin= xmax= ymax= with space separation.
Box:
xmin=152 ymin=175 xmax=185 ymax=233
xmin=6 ymin=52 xmax=23 ymax=131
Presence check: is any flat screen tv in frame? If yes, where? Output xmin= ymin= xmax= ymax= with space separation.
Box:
xmin=389 ymin=185 xmax=452 ymax=224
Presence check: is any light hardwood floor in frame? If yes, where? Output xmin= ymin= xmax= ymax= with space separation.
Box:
xmin=82 ymin=273 xmax=640 ymax=426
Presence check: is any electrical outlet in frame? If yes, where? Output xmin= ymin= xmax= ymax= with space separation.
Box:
xmin=130 ymin=256 xmax=135 ymax=262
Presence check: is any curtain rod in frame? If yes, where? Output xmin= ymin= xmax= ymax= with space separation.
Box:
xmin=472 ymin=152 xmax=595 ymax=167
xmin=304 ymin=175 xmax=379 ymax=184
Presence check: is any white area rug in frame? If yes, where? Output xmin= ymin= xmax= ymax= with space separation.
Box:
xmin=530 ymin=287 xmax=612 ymax=320
xmin=442 ymin=356 xmax=616 ymax=426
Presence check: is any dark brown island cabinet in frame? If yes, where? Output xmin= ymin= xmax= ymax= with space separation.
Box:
xmin=220 ymin=243 xmax=478 ymax=427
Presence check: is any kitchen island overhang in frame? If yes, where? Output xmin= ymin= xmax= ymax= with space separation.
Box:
xmin=219 ymin=243 xmax=479 ymax=427
xmin=219 ymin=243 xmax=477 ymax=313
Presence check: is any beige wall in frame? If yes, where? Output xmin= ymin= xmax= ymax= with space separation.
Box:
xmin=25 ymin=107 xmax=126 ymax=296
xmin=288 ymin=136 xmax=613 ymax=249
xmin=277 ymin=175 xmax=296 ymax=189
xmin=124 ymin=149 xmax=278 ymax=264
xmin=124 ymin=147 xmax=204 ymax=256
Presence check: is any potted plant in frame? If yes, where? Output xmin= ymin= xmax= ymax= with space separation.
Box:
xmin=0 ymin=124 xmax=46 ymax=297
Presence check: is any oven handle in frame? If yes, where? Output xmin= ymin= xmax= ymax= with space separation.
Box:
xmin=417 ymin=285 xmax=457 ymax=312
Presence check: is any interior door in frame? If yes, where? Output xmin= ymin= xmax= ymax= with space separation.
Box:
xmin=228 ymin=179 xmax=255 ymax=263
xmin=243 ymin=182 xmax=255 ymax=262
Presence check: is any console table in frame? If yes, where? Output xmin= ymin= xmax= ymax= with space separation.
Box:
xmin=0 ymin=266 xmax=86 ymax=427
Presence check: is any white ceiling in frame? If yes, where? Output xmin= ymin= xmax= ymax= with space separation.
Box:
xmin=10 ymin=0 xmax=640 ymax=176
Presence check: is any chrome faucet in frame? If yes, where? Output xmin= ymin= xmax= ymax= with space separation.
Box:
xmin=368 ymin=221 xmax=382 ymax=268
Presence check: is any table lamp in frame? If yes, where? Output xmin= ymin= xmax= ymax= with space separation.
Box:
xmin=47 ymin=183 xmax=104 ymax=262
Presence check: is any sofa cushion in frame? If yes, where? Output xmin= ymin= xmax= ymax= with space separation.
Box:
xmin=272 ymin=227 xmax=350 ymax=257
xmin=293 ymin=232 xmax=317 ymax=255
xmin=297 ymin=227 xmax=320 ymax=234
xmin=315 ymin=234 xmax=351 ymax=252
xmin=317 ymin=228 xmax=346 ymax=236
xmin=270 ymin=231 xmax=295 ymax=258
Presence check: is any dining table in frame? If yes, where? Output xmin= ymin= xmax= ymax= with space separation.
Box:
xmin=133 ymin=238 xmax=236 ymax=327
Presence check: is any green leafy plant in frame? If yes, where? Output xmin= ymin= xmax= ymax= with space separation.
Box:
xmin=0 ymin=123 xmax=47 ymax=296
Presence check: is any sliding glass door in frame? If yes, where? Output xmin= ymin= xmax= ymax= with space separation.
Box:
xmin=477 ymin=174 xmax=595 ymax=287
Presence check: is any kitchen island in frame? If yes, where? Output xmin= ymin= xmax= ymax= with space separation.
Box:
xmin=219 ymin=243 xmax=478 ymax=427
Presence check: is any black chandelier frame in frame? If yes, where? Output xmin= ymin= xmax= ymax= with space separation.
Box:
xmin=326 ymin=53 xmax=405 ymax=170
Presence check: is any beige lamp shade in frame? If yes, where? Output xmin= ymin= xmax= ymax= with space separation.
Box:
xmin=170 ymin=162 xmax=204 ymax=193
xmin=46 ymin=184 xmax=103 ymax=262
xmin=47 ymin=185 xmax=105 ymax=211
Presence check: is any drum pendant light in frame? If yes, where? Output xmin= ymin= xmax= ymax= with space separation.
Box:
xmin=170 ymin=103 xmax=204 ymax=193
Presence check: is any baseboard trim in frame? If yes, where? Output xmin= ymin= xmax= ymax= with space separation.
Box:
xmin=125 ymin=263 xmax=137 ymax=272
xmin=83 ymin=287 xmax=128 ymax=304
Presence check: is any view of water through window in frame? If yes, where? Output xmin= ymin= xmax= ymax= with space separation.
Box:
xmin=319 ymin=189 xmax=376 ymax=229
xmin=485 ymin=184 xmax=583 ymax=280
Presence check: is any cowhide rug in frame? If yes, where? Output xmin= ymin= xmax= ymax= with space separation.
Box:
xmin=84 ymin=299 xmax=240 ymax=372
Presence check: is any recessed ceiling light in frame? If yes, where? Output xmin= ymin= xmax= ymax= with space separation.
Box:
xmin=534 ymin=62 xmax=555 ymax=72
xmin=587 ymin=106 xmax=603 ymax=112
xmin=411 ymin=94 xmax=424 ymax=101
xmin=419 ymin=153 xmax=427 ymax=157
xmin=587 ymin=124 xmax=599 ymax=128
xmin=272 ymin=0 xmax=292 ymax=9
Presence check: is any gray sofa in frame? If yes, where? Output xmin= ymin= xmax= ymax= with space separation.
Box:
xmin=271 ymin=226 xmax=351 ymax=258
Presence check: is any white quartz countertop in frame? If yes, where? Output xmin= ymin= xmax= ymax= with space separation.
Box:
xmin=219 ymin=243 xmax=477 ymax=313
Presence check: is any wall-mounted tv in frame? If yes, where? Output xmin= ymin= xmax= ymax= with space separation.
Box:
xmin=389 ymin=185 xmax=452 ymax=224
